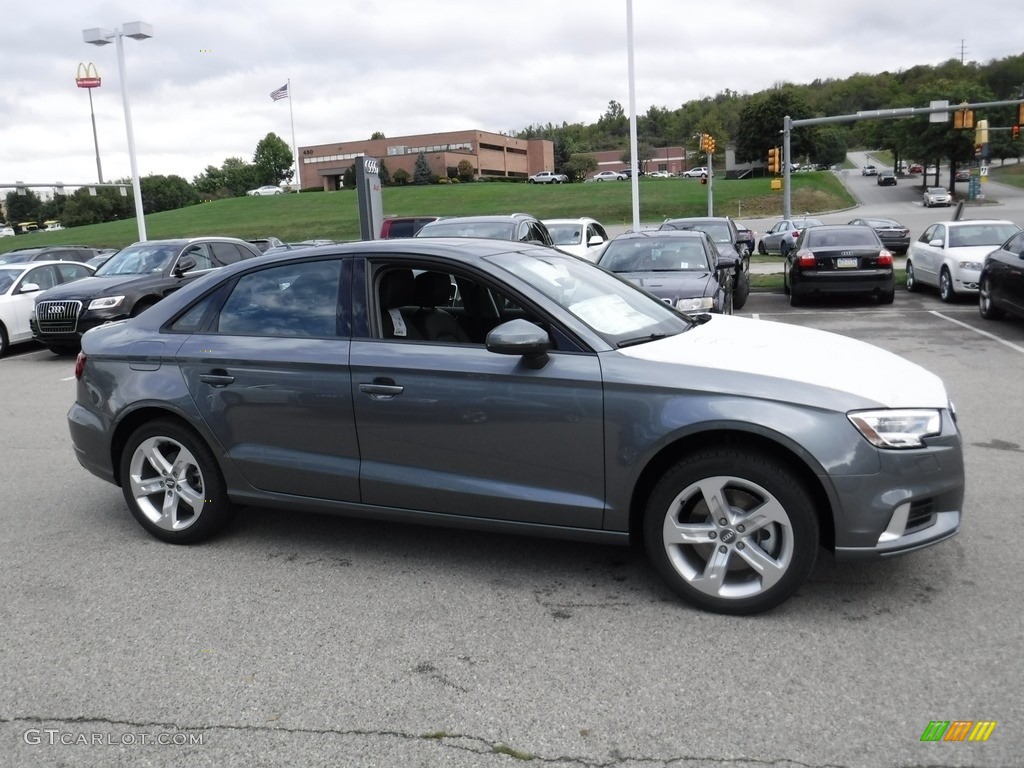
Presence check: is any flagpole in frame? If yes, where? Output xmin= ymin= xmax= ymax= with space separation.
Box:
xmin=287 ymin=78 xmax=299 ymax=193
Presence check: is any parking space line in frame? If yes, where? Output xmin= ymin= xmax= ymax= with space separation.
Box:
xmin=930 ymin=311 xmax=1024 ymax=355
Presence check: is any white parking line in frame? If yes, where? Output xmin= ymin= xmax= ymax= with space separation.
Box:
xmin=930 ymin=310 xmax=1024 ymax=355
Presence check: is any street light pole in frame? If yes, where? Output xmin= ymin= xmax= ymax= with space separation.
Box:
xmin=84 ymin=22 xmax=153 ymax=243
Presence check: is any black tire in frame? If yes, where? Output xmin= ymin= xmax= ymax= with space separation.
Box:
xmin=757 ymin=240 xmax=767 ymax=255
xmin=131 ymin=299 xmax=157 ymax=318
xmin=0 ymin=323 xmax=8 ymax=357
xmin=879 ymin=289 xmax=895 ymax=305
xmin=732 ymin=269 xmax=750 ymax=310
xmin=643 ymin=447 xmax=819 ymax=615
xmin=939 ymin=268 xmax=956 ymax=303
xmin=979 ymin=275 xmax=1004 ymax=320
xmin=780 ymin=242 xmax=791 ymax=259
xmin=789 ymin=290 xmax=803 ymax=307
xmin=119 ymin=419 xmax=236 ymax=544
xmin=905 ymin=261 xmax=918 ymax=292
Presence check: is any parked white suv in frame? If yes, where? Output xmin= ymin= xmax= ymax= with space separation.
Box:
xmin=681 ymin=167 xmax=709 ymax=178
xmin=0 ymin=226 xmax=15 ymax=238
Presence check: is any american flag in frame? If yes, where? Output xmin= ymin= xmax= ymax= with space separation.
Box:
xmin=270 ymin=83 xmax=288 ymax=101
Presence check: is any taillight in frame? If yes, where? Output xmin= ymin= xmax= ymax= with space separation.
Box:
xmin=791 ymin=230 xmax=801 ymax=238
xmin=797 ymin=250 xmax=816 ymax=268
xmin=878 ymin=250 xmax=893 ymax=266
xmin=75 ymin=352 xmax=86 ymax=380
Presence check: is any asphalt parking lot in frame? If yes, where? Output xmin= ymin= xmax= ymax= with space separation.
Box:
xmin=1 ymin=289 xmax=1022 ymax=767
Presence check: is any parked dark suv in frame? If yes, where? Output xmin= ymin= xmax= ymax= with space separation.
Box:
xmin=415 ymin=213 xmax=555 ymax=247
xmin=31 ymin=237 xmax=261 ymax=353
xmin=658 ymin=216 xmax=751 ymax=309
xmin=0 ymin=246 xmax=102 ymax=265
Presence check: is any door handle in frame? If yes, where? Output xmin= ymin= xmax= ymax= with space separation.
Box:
xmin=359 ymin=379 xmax=404 ymax=400
xmin=199 ymin=370 xmax=235 ymax=387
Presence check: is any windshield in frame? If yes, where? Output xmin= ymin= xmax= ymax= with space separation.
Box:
xmin=599 ymin=238 xmax=712 ymax=272
xmin=417 ymin=221 xmax=516 ymax=240
xmin=948 ymin=224 xmax=1021 ymax=248
xmin=0 ymin=251 xmax=37 ymax=265
xmin=927 ymin=188 xmax=947 ymax=195
xmin=546 ymin=224 xmax=584 ymax=245
xmin=95 ymin=243 xmax=179 ymax=276
xmin=488 ymin=249 xmax=691 ymax=347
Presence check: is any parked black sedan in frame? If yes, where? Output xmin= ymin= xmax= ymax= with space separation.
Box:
xmin=979 ymin=228 xmax=1024 ymax=321
xmin=784 ymin=225 xmax=895 ymax=306
xmin=596 ymin=230 xmax=735 ymax=314
xmin=848 ymin=217 xmax=911 ymax=255
xmin=657 ymin=216 xmax=750 ymax=309
xmin=31 ymin=237 xmax=261 ymax=353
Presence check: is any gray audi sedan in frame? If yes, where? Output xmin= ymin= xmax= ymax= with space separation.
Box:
xmin=67 ymin=239 xmax=965 ymax=615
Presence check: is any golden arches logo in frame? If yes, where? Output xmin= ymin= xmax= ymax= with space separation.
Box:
xmin=76 ymin=62 xmax=101 ymax=88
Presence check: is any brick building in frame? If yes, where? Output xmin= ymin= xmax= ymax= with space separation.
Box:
xmin=298 ymin=130 xmax=554 ymax=190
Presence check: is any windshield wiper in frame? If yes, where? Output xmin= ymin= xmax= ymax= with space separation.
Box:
xmin=617 ymin=333 xmax=670 ymax=348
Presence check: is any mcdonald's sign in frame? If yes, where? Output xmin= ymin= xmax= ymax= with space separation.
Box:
xmin=76 ymin=62 xmax=101 ymax=89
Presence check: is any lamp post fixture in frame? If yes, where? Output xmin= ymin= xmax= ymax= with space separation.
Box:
xmin=83 ymin=22 xmax=153 ymax=242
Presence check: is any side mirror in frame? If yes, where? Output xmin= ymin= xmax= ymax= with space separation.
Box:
xmin=928 ymin=239 xmax=944 ymax=248
xmin=19 ymin=282 xmax=41 ymax=293
xmin=174 ymin=255 xmax=197 ymax=276
xmin=587 ymin=235 xmax=605 ymax=246
xmin=486 ymin=318 xmax=550 ymax=369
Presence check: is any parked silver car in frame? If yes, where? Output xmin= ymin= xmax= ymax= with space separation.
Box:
xmin=758 ymin=217 xmax=824 ymax=256
xmin=68 ymin=240 xmax=964 ymax=615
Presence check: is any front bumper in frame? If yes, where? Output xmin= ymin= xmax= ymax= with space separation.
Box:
xmin=31 ymin=309 xmax=128 ymax=345
xmin=832 ymin=414 xmax=964 ymax=560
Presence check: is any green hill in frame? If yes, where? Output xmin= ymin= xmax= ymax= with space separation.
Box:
xmin=0 ymin=174 xmax=852 ymax=254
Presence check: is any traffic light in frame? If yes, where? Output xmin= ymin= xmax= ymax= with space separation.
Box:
xmin=1018 ymin=103 xmax=1024 ymax=126
xmin=698 ymin=133 xmax=708 ymax=152
xmin=706 ymin=137 xmax=716 ymax=154
xmin=700 ymin=176 xmax=708 ymax=185
xmin=953 ymin=106 xmax=974 ymax=130
xmin=1013 ymin=125 xmax=1021 ymax=141
xmin=767 ymin=147 xmax=780 ymax=174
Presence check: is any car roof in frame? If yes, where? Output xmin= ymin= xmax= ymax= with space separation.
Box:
xmin=612 ymin=230 xmax=708 ymax=241
xmin=663 ymin=216 xmax=732 ymax=224
xmin=420 ymin=214 xmax=537 ymax=225
xmin=542 ymin=217 xmax=599 ymax=225
xmin=0 ymin=259 xmax=96 ymax=272
xmin=942 ymin=219 xmax=1016 ymax=227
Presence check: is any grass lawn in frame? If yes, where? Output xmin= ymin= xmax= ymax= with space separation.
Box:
xmin=1 ymin=174 xmax=855 ymax=254
xmin=987 ymin=159 xmax=1024 ymax=188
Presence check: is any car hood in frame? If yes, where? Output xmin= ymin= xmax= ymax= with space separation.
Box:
xmin=618 ymin=314 xmax=948 ymax=409
xmin=34 ymin=274 xmax=169 ymax=301
xmin=617 ymin=271 xmax=715 ymax=299
xmin=941 ymin=245 xmax=996 ymax=260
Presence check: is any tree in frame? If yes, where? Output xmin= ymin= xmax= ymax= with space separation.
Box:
xmin=5 ymin=190 xmax=43 ymax=229
xmin=565 ymin=154 xmax=598 ymax=182
xmin=141 ymin=174 xmax=195 ymax=213
xmin=377 ymin=159 xmax=391 ymax=186
xmin=809 ymin=127 xmax=847 ymax=166
xmin=413 ymin=152 xmax=433 ymax=185
xmin=392 ymin=168 xmax=411 ymax=185
xmin=60 ymin=186 xmax=132 ymax=228
xmin=734 ymin=89 xmax=814 ymax=164
xmin=370 ymin=131 xmax=386 ymax=140
xmin=253 ymin=133 xmax=294 ymax=186
xmin=343 ymin=164 xmax=356 ymax=188
xmin=456 ymin=159 xmax=475 ymax=182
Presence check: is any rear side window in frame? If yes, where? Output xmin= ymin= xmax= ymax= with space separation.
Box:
xmin=215 ymin=260 xmax=343 ymax=338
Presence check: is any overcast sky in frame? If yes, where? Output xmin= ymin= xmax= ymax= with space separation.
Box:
xmin=3 ymin=0 xmax=1021 ymax=190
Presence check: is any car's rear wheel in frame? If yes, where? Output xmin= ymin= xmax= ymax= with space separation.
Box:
xmin=643 ymin=447 xmax=819 ymax=615
xmin=757 ymin=240 xmax=767 ymax=255
xmin=0 ymin=323 xmax=9 ymax=357
xmin=879 ymin=289 xmax=895 ymax=305
xmin=979 ymin=275 xmax=1004 ymax=320
xmin=939 ymin=268 xmax=956 ymax=302
xmin=905 ymin=261 xmax=918 ymax=292
xmin=120 ymin=419 xmax=235 ymax=544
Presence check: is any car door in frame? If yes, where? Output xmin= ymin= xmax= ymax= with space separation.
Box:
xmin=996 ymin=231 xmax=1024 ymax=314
xmin=913 ymin=224 xmax=944 ymax=286
xmin=10 ymin=265 xmax=57 ymax=342
xmin=175 ymin=257 xmax=360 ymax=501
xmin=350 ymin=258 xmax=605 ymax=529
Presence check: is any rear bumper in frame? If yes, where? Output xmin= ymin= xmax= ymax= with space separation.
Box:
xmin=792 ymin=270 xmax=895 ymax=297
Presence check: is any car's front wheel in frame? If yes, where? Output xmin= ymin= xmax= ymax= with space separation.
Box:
xmin=905 ymin=261 xmax=918 ymax=292
xmin=0 ymin=323 xmax=9 ymax=357
xmin=979 ymin=275 xmax=1004 ymax=320
xmin=939 ymin=268 xmax=956 ymax=302
xmin=643 ymin=447 xmax=819 ymax=615
xmin=757 ymin=240 xmax=767 ymax=255
xmin=120 ymin=419 xmax=235 ymax=544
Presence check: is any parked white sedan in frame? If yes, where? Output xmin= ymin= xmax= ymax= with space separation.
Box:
xmin=246 ymin=185 xmax=284 ymax=196
xmin=906 ymin=219 xmax=1022 ymax=302
xmin=542 ymin=217 xmax=610 ymax=261
xmin=0 ymin=260 xmax=95 ymax=356
xmin=588 ymin=171 xmax=627 ymax=182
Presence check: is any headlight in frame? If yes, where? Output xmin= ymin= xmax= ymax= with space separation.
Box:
xmin=675 ymin=297 xmax=714 ymax=311
xmin=957 ymin=261 xmax=983 ymax=271
xmin=87 ymin=296 xmax=126 ymax=311
xmin=847 ymin=409 xmax=942 ymax=449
